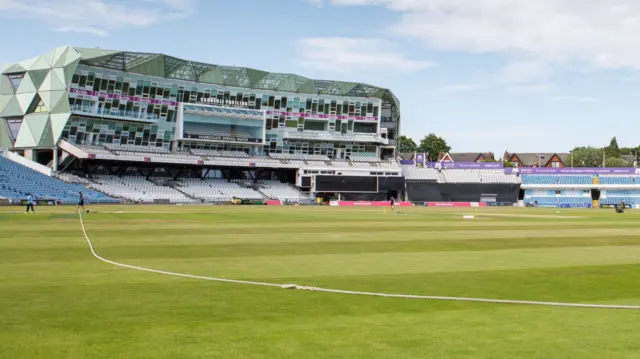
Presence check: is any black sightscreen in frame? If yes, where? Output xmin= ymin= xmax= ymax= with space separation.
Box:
xmin=315 ymin=176 xmax=378 ymax=192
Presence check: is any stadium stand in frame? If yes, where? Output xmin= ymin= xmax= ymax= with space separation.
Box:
xmin=526 ymin=196 xmax=592 ymax=206
xmin=521 ymin=175 xmax=593 ymax=185
xmin=89 ymin=175 xmax=197 ymax=204
xmin=350 ymin=156 xmax=380 ymax=163
xmin=258 ymin=180 xmax=310 ymax=203
xmin=177 ymin=178 xmax=263 ymax=202
xmin=479 ymin=170 xmax=521 ymax=184
xmin=441 ymin=170 xmax=482 ymax=183
xmin=599 ymin=176 xmax=639 ymax=185
xmin=0 ymin=156 xmax=117 ymax=204
xmin=600 ymin=190 xmax=640 ymax=206
xmin=402 ymin=167 xmax=439 ymax=181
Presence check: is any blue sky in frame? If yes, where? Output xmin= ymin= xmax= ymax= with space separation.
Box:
xmin=2 ymin=0 xmax=640 ymax=156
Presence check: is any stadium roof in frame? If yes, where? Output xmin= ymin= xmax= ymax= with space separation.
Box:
xmin=71 ymin=47 xmax=399 ymax=104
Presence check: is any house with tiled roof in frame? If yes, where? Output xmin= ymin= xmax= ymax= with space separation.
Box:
xmin=438 ymin=152 xmax=495 ymax=162
xmin=503 ymin=152 xmax=569 ymax=168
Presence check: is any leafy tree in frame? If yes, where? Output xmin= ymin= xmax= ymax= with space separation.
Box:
xmin=605 ymin=136 xmax=621 ymax=158
xmin=619 ymin=146 xmax=638 ymax=155
xmin=397 ymin=135 xmax=417 ymax=153
xmin=604 ymin=157 xmax=630 ymax=168
xmin=503 ymin=161 xmax=516 ymax=168
xmin=417 ymin=133 xmax=451 ymax=161
xmin=570 ymin=146 xmax=604 ymax=167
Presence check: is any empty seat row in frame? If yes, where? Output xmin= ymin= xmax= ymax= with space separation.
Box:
xmin=0 ymin=157 xmax=117 ymax=204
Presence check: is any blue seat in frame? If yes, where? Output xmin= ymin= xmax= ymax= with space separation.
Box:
xmin=521 ymin=175 xmax=592 ymax=185
xmin=0 ymin=157 xmax=119 ymax=204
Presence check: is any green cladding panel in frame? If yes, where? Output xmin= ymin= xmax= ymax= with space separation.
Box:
xmin=0 ymin=118 xmax=13 ymax=147
xmin=50 ymin=113 xmax=70 ymax=142
xmin=14 ymin=119 xmax=36 ymax=148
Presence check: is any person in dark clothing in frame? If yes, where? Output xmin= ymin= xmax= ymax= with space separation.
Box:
xmin=77 ymin=192 xmax=85 ymax=211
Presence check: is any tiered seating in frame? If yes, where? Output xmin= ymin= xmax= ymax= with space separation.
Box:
xmin=0 ymin=157 xmax=117 ymax=204
xmin=332 ymin=161 xmax=352 ymax=167
xmin=441 ymin=170 xmax=481 ymax=183
xmin=378 ymin=159 xmax=400 ymax=168
xmin=258 ymin=180 xmax=305 ymax=202
xmin=78 ymin=145 xmax=115 ymax=157
xmin=525 ymin=196 xmax=591 ymax=206
xmin=179 ymin=178 xmax=263 ymax=202
xmin=146 ymin=153 xmax=201 ymax=163
xmin=269 ymin=153 xmax=330 ymax=162
xmin=402 ymin=166 xmax=439 ymax=180
xmin=600 ymin=190 xmax=640 ymax=206
xmin=190 ymin=149 xmax=249 ymax=158
xmin=305 ymin=160 xmax=330 ymax=167
xmin=479 ymin=171 xmax=520 ymax=184
xmin=106 ymin=143 xmax=169 ymax=154
xmin=90 ymin=175 xmax=194 ymax=203
xmin=599 ymin=176 xmax=638 ymax=185
xmin=57 ymin=172 xmax=91 ymax=185
xmin=600 ymin=196 xmax=638 ymax=206
xmin=350 ymin=156 xmax=380 ymax=163
xmin=521 ymin=175 xmax=592 ymax=185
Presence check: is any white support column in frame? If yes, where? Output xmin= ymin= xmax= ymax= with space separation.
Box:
xmin=53 ymin=146 xmax=59 ymax=172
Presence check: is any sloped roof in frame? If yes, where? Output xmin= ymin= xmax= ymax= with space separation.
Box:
xmin=443 ymin=152 xmax=494 ymax=162
xmin=72 ymin=47 xmax=399 ymax=104
xmin=506 ymin=152 xmax=569 ymax=166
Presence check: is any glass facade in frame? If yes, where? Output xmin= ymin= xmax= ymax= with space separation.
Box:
xmin=67 ymin=65 xmax=387 ymax=157
xmin=1 ymin=46 xmax=400 ymax=153
xmin=62 ymin=116 xmax=175 ymax=149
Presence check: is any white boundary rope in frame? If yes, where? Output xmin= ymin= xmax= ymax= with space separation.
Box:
xmin=78 ymin=211 xmax=640 ymax=310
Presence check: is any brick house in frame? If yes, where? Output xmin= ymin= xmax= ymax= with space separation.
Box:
xmin=504 ymin=152 xmax=569 ymax=168
xmin=438 ymin=152 xmax=495 ymax=162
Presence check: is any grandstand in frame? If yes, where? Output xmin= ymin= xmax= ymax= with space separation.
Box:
xmin=0 ymin=46 xmax=408 ymax=202
xmin=0 ymin=155 xmax=117 ymax=204
xmin=2 ymin=46 xmax=640 ymax=207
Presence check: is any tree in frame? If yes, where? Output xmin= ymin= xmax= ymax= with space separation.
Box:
xmin=570 ymin=147 xmax=604 ymax=167
xmin=604 ymin=157 xmax=630 ymax=168
xmin=605 ymin=136 xmax=621 ymax=158
xmin=503 ymin=161 xmax=516 ymax=168
xmin=397 ymin=135 xmax=417 ymax=153
xmin=417 ymin=133 xmax=451 ymax=161
xmin=619 ymin=146 xmax=638 ymax=155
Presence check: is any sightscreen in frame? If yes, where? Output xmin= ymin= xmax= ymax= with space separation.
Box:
xmin=314 ymin=175 xmax=378 ymax=192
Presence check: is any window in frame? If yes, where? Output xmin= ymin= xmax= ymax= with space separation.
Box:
xmin=552 ymin=161 xmax=560 ymax=168
xmin=7 ymin=73 xmax=25 ymax=88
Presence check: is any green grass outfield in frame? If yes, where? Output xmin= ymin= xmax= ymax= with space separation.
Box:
xmin=2 ymin=205 xmax=640 ymax=358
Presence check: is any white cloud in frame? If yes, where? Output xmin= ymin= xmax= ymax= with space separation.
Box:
xmin=499 ymin=62 xmax=550 ymax=84
xmin=295 ymin=37 xmax=436 ymax=73
xmin=552 ymin=96 xmax=601 ymax=103
xmin=507 ymin=82 xmax=555 ymax=94
xmin=53 ymin=26 xmax=109 ymax=37
xmin=439 ymin=83 xmax=485 ymax=93
xmin=323 ymin=0 xmax=640 ymax=69
xmin=0 ymin=0 xmax=196 ymax=36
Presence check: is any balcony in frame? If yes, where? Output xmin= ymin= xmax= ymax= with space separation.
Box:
xmin=70 ymin=105 xmax=160 ymax=123
xmin=278 ymin=129 xmax=388 ymax=144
